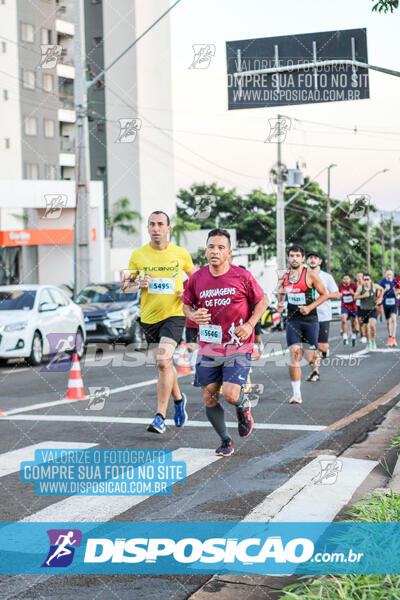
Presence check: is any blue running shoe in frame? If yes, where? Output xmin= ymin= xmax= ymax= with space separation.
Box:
xmin=215 ymin=439 xmax=234 ymax=456
xmin=174 ymin=393 xmax=188 ymax=427
xmin=147 ymin=414 xmax=166 ymax=434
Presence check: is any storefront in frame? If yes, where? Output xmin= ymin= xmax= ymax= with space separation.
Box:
xmin=0 ymin=180 xmax=105 ymax=288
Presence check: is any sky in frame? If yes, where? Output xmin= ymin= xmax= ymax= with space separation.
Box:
xmin=160 ymin=0 xmax=400 ymax=212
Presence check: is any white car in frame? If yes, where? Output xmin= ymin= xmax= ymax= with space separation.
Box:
xmin=0 ymin=285 xmax=86 ymax=366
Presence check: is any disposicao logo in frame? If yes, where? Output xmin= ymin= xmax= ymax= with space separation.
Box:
xmin=42 ymin=529 xmax=82 ymax=567
xmin=83 ymin=536 xmax=314 ymax=564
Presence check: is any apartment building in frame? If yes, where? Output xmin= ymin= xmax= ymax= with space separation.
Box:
xmin=0 ymin=0 xmax=175 ymax=284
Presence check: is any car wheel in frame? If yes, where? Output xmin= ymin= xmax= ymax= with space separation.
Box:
xmin=0 ymin=358 xmax=8 ymax=367
xmin=126 ymin=320 xmax=142 ymax=347
xmin=75 ymin=328 xmax=85 ymax=359
xmin=27 ymin=331 xmax=43 ymax=366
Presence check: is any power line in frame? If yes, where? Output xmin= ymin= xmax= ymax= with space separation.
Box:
xmin=87 ymin=0 xmax=184 ymax=89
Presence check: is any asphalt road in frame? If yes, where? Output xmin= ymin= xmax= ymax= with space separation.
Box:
xmin=0 ymin=318 xmax=399 ymax=599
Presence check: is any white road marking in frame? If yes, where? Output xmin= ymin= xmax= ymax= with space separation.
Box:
xmin=244 ymin=454 xmax=377 ymax=522
xmin=1 ymin=376 xmax=187 ymax=416
xmin=21 ymin=448 xmax=220 ymax=522
xmin=0 ymin=441 xmax=95 ymax=478
xmin=1 ymin=414 xmax=326 ymax=431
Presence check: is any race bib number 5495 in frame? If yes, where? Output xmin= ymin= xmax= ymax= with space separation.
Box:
xmin=148 ymin=278 xmax=175 ymax=295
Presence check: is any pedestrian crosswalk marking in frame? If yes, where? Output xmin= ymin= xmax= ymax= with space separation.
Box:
xmin=21 ymin=448 xmax=220 ymax=523
xmin=0 ymin=442 xmax=95 ymax=478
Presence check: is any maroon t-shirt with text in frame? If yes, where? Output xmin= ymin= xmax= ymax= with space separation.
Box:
xmin=182 ymin=264 xmax=265 ymax=357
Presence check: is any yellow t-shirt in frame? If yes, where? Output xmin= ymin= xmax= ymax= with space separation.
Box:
xmin=128 ymin=242 xmax=194 ymax=324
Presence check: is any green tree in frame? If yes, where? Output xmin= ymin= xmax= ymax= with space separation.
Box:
xmin=106 ymin=198 xmax=141 ymax=247
xmin=177 ymin=183 xmax=275 ymax=259
xmin=177 ymin=180 xmax=391 ymax=283
xmin=170 ymin=215 xmax=200 ymax=246
xmin=372 ymin=0 xmax=399 ymax=12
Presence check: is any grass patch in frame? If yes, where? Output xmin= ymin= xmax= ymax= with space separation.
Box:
xmin=281 ymin=574 xmax=400 ymax=599
xmin=346 ymin=489 xmax=400 ymax=522
xmin=281 ymin=491 xmax=400 ymax=599
xmin=390 ymin=434 xmax=400 ymax=449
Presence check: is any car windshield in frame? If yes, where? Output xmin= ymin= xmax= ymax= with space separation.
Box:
xmin=75 ymin=284 xmax=137 ymax=304
xmin=0 ymin=290 xmax=36 ymax=310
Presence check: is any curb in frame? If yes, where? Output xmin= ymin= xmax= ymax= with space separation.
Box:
xmin=188 ymin=400 xmax=400 ymax=600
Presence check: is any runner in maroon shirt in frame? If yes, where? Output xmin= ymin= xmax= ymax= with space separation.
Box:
xmin=338 ymin=274 xmax=359 ymax=346
xmin=182 ymin=228 xmax=267 ymax=457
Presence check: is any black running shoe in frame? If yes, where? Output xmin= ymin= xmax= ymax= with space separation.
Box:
xmin=306 ymin=371 xmax=320 ymax=382
xmin=215 ymin=439 xmax=234 ymax=456
xmin=236 ymin=406 xmax=254 ymax=438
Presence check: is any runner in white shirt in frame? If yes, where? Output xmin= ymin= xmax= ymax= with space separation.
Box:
xmin=306 ymin=252 xmax=340 ymax=382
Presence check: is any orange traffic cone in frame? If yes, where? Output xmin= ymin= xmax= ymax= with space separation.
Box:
xmin=177 ymin=342 xmax=192 ymax=375
xmin=63 ymin=352 xmax=88 ymax=400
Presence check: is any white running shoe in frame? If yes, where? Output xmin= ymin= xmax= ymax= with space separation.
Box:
xmin=289 ymin=395 xmax=303 ymax=404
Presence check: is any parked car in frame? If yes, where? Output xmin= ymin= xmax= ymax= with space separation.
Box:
xmin=75 ymin=283 xmax=142 ymax=345
xmin=0 ymin=285 xmax=86 ymax=365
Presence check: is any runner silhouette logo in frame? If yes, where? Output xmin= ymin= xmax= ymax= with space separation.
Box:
xmin=42 ymin=529 xmax=82 ymax=568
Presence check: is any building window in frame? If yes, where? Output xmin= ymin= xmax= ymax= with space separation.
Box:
xmin=3 ymin=90 xmax=8 ymax=100
xmin=24 ymin=117 xmax=37 ymax=136
xmin=96 ymin=120 xmax=105 ymax=132
xmin=44 ymin=119 xmax=55 ymax=138
xmin=43 ymin=73 xmax=54 ymax=92
xmin=41 ymin=28 xmax=52 ymax=45
xmin=44 ymin=164 xmax=58 ymax=179
xmin=1 ymin=41 xmax=6 ymax=52
xmin=97 ymin=166 xmax=106 ymax=176
xmin=92 ymin=0 xmax=102 ymax=4
xmin=21 ymin=23 xmax=34 ymax=43
xmin=25 ymin=163 xmax=39 ymax=179
xmin=5 ymin=138 xmax=10 ymax=149
xmin=22 ymin=69 xmax=35 ymax=90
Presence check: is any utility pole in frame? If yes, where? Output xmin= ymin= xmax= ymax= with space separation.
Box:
xmin=380 ymin=215 xmax=386 ymax=277
xmin=326 ymin=170 xmax=331 ymax=272
xmin=366 ymin=200 xmax=371 ymax=273
xmin=390 ymin=214 xmax=395 ymax=272
xmin=276 ymin=114 xmax=286 ymax=271
xmin=326 ymin=164 xmax=336 ymax=272
xmin=73 ymin=0 xmax=92 ymax=292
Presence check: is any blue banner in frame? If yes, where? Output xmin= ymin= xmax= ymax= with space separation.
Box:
xmin=0 ymin=522 xmax=399 ymax=574
xmin=20 ymin=449 xmax=186 ymax=496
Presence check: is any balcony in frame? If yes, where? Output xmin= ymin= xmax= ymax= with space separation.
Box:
xmin=55 ymin=18 xmax=74 ymax=36
xmin=57 ymin=62 xmax=75 ymax=80
xmin=59 ymin=151 xmax=75 ymax=167
xmin=60 ymin=138 xmax=74 ymax=153
xmin=59 ymin=93 xmax=74 ymax=110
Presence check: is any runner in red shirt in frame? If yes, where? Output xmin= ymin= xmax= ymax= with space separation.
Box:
xmin=182 ymin=228 xmax=267 ymax=457
xmin=338 ymin=274 xmax=359 ymax=346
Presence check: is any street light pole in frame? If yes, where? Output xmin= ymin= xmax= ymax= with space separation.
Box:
xmin=366 ymin=201 xmax=371 ymax=273
xmin=276 ymin=114 xmax=286 ymax=270
xmin=74 ymin=0 xmax=91 ymax=291
xmin=390 ymin=214 xmax=395 ymax=272
xmin=326 ymin=163 xmax=337 ymax=272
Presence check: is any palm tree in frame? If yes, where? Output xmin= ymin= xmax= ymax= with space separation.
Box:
xmin=106 ymin=198 xmax=141 ymax=247
xmin=170 ymin=215 xmax=200 ymax=246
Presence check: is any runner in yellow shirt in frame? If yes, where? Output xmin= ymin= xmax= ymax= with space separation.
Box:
xmin=120 ymin=211 xmax=196 ymax=434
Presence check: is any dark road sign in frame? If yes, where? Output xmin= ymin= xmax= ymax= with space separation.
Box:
xmin=226 ymin=28 xmax=369 ymax=109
